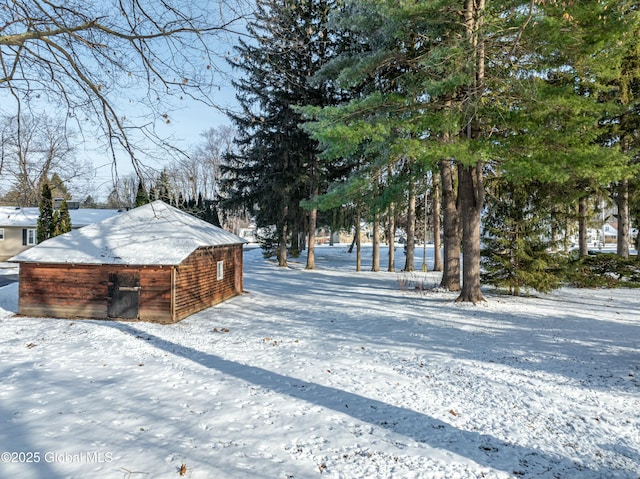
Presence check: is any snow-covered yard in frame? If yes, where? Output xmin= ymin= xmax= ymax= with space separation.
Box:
xmin=0 ymin=245 xmax=638 ymax=478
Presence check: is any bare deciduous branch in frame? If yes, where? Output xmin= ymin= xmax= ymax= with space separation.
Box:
xmin=0 ymin=0 xmax=250 ymax=176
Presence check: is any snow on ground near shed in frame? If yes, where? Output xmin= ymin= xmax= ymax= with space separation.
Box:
xmin=0 ymin=245 xmax=638 ymax=479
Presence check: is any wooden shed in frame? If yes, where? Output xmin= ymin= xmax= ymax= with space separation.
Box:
xmin=10 ymin=201 xmax=246 ymax=323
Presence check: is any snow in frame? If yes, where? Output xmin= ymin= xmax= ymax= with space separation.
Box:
xmin=0 ymin=206 xmax=119 ymax=227
xmin=9 ymin=201 xmax=246 ymax=265
xmin=0 ymin=244 xmax=638 ymax=479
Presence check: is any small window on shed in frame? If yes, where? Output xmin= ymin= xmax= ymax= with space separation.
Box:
xmin=217 ymin=260 xmax=224 ymax=280
xmin=0 ymin=228 xmax=4 ymax=240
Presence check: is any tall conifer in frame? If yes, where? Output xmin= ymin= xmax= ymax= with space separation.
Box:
xmin=37 ymin=183 xmax=54 ymax=243
xmin=54 ymin=198 xmax=72 ymax=236
xmin=222 ymin=0 xmax=340 ymax=267
xmin=135 ymin=180 xmax=150 ymax=207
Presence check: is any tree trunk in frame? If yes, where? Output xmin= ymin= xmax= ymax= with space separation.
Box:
xmin=616 ymin=179 xmax=630 ymax=258
xmin=388 ymin=203 xmax=396 ymax=272
xmin=432 ymin=168 xmax=443 ymax=272
xmin=278 ymin=225 xmax=288 ymax=267
xmin=403 ymin=182 xmax=416 ymax=271
xmin=455 ymin=0 xmax=485 ymax=303
xmin=372 ymin=214 xmax=380 ymax=272
xmin=440 ymin=159 xmax=461 ymax=291
xmin=306 ymin=206 xmax=317 ymax=269
xmin=563 ymin=211 xmax=571 ymax=253
xmin=578 ymin=196 xmax=589 ymax=256
xmin=387 ymin=163 xmax=396 ymax=272
xmin=306 ymin=154 xmax=318 ymax=269
xmin=355 ymin=206 xmax=362 ymax=272
xmin=456 ymin=162 xmax=485 ymax=303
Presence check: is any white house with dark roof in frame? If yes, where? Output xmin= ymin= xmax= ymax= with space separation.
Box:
xmin=0 ymin=205 xmax=120 ymax=261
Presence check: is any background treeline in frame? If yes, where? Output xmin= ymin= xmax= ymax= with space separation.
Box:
xmin=218 ymin=0 xmax=639 ymax=299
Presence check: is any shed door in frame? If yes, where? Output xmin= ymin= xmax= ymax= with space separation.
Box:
xmin=108 ymin=272 xmax=140 ymax=319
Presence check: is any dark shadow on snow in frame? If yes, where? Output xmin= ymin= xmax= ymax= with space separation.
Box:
xmin=102 ymin=321 xmax=621 ymax=478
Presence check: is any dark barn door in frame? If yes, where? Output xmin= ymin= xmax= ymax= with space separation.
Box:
xmin=108 ymin=272 xmax=140 ymax=319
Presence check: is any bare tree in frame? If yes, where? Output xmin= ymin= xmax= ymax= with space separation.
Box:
xmin=0 ymin=0 xmax=248 ymax=175
xmin=106 ymin=172 xmax=139 ymax=209
xmin=167 ymin=125 xmax=236 ymax=200
xmin=0 ymin=113 xmax=92 ymax=205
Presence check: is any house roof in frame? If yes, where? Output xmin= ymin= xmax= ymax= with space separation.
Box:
xmin=10 ymin=201 xmax=246 ymax=265
xmin=0 ymin=206 xmax=120 ymax=227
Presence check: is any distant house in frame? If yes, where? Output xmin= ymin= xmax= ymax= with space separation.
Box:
xmin=0 ymin=205 xmax=120 ymax=261
xmin=10 ymin=201 xmax=247 ymax=323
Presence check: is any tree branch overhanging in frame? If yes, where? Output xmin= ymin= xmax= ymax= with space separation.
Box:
xmin=1 ymin=0 xmax=250 ymax=173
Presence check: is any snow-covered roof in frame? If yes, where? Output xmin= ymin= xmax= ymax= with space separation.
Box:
xmin=10 ymin=201 xmax=246 ymax=265
xmin=0 ymin=206 xmax=119 ymax=227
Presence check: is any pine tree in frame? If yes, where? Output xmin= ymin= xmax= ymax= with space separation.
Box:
xmin=496 ymin=3 xmax=638 ymax=261
xmin=304 ymin=0 xmax=638 ymax=300
xmin=301 ymin=0 xmax=486 ymax=297
xmin=37 ymin=183 xmax=54 ymax=243
xmin=135 ymin=180 xmax=150 ymax=207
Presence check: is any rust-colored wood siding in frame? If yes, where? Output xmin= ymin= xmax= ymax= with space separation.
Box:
xmin=137 ymin=266 xmax=173 ymax=323
xmin=173 ymin=245 xmax=243 ymax=321
xmin=18 ymin=263 xmax=110 ymax=319
xmin=18 ymin=263 xmax=173 ymax=322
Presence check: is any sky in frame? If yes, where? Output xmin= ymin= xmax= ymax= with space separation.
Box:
xmin=88 ymin=86 xmax=238 ymax=198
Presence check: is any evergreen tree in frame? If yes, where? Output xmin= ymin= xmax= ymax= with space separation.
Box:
xmin=301 ymin=0 xmax=488 ymax=298
xmin=51 ymin=199 xmax=72 ymax=237
xmin=37 ymin=183 xmax=54 ymax=243
xmin=81 ymin=195 xmax=97 ymax=208
xmin=304 ymin=0 xmax=638 ymax=301
xmin=52 ymin=210 xmax=61 ymax=237
xmin=135 ymin=180 xmax=150 ymax=207
xmin=603 ymin=24 xmax=640 ymax=258
xmin=57 ymin=199 xmax=72 ymax=235
xmin=481 ymin=179 xmax=562 ymax=296
xmin=202 ymin=199 xmax=222 ymax=227
xmin=153 ymin=170 xmax=173 ymax=204
xmin=49 ymin=173 xmax=71 ymax=201
xmin=222 ymin=0 xmax=341 ymax=267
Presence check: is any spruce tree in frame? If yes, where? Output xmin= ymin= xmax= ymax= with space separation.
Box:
xmin=481 ymin=179 xmax=562 ymax=296
xmin=222 ymin=0 xmax=341 ymax=267
xmin=152 ymin=170 xmax=173 ymax=204
xmin=202 ymin=199 xmax=222 ymax=227
xmin=37 ymin=183 xmax=54 ymax=243
xmin=135 ymin=180 xmax=150 ymax=207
